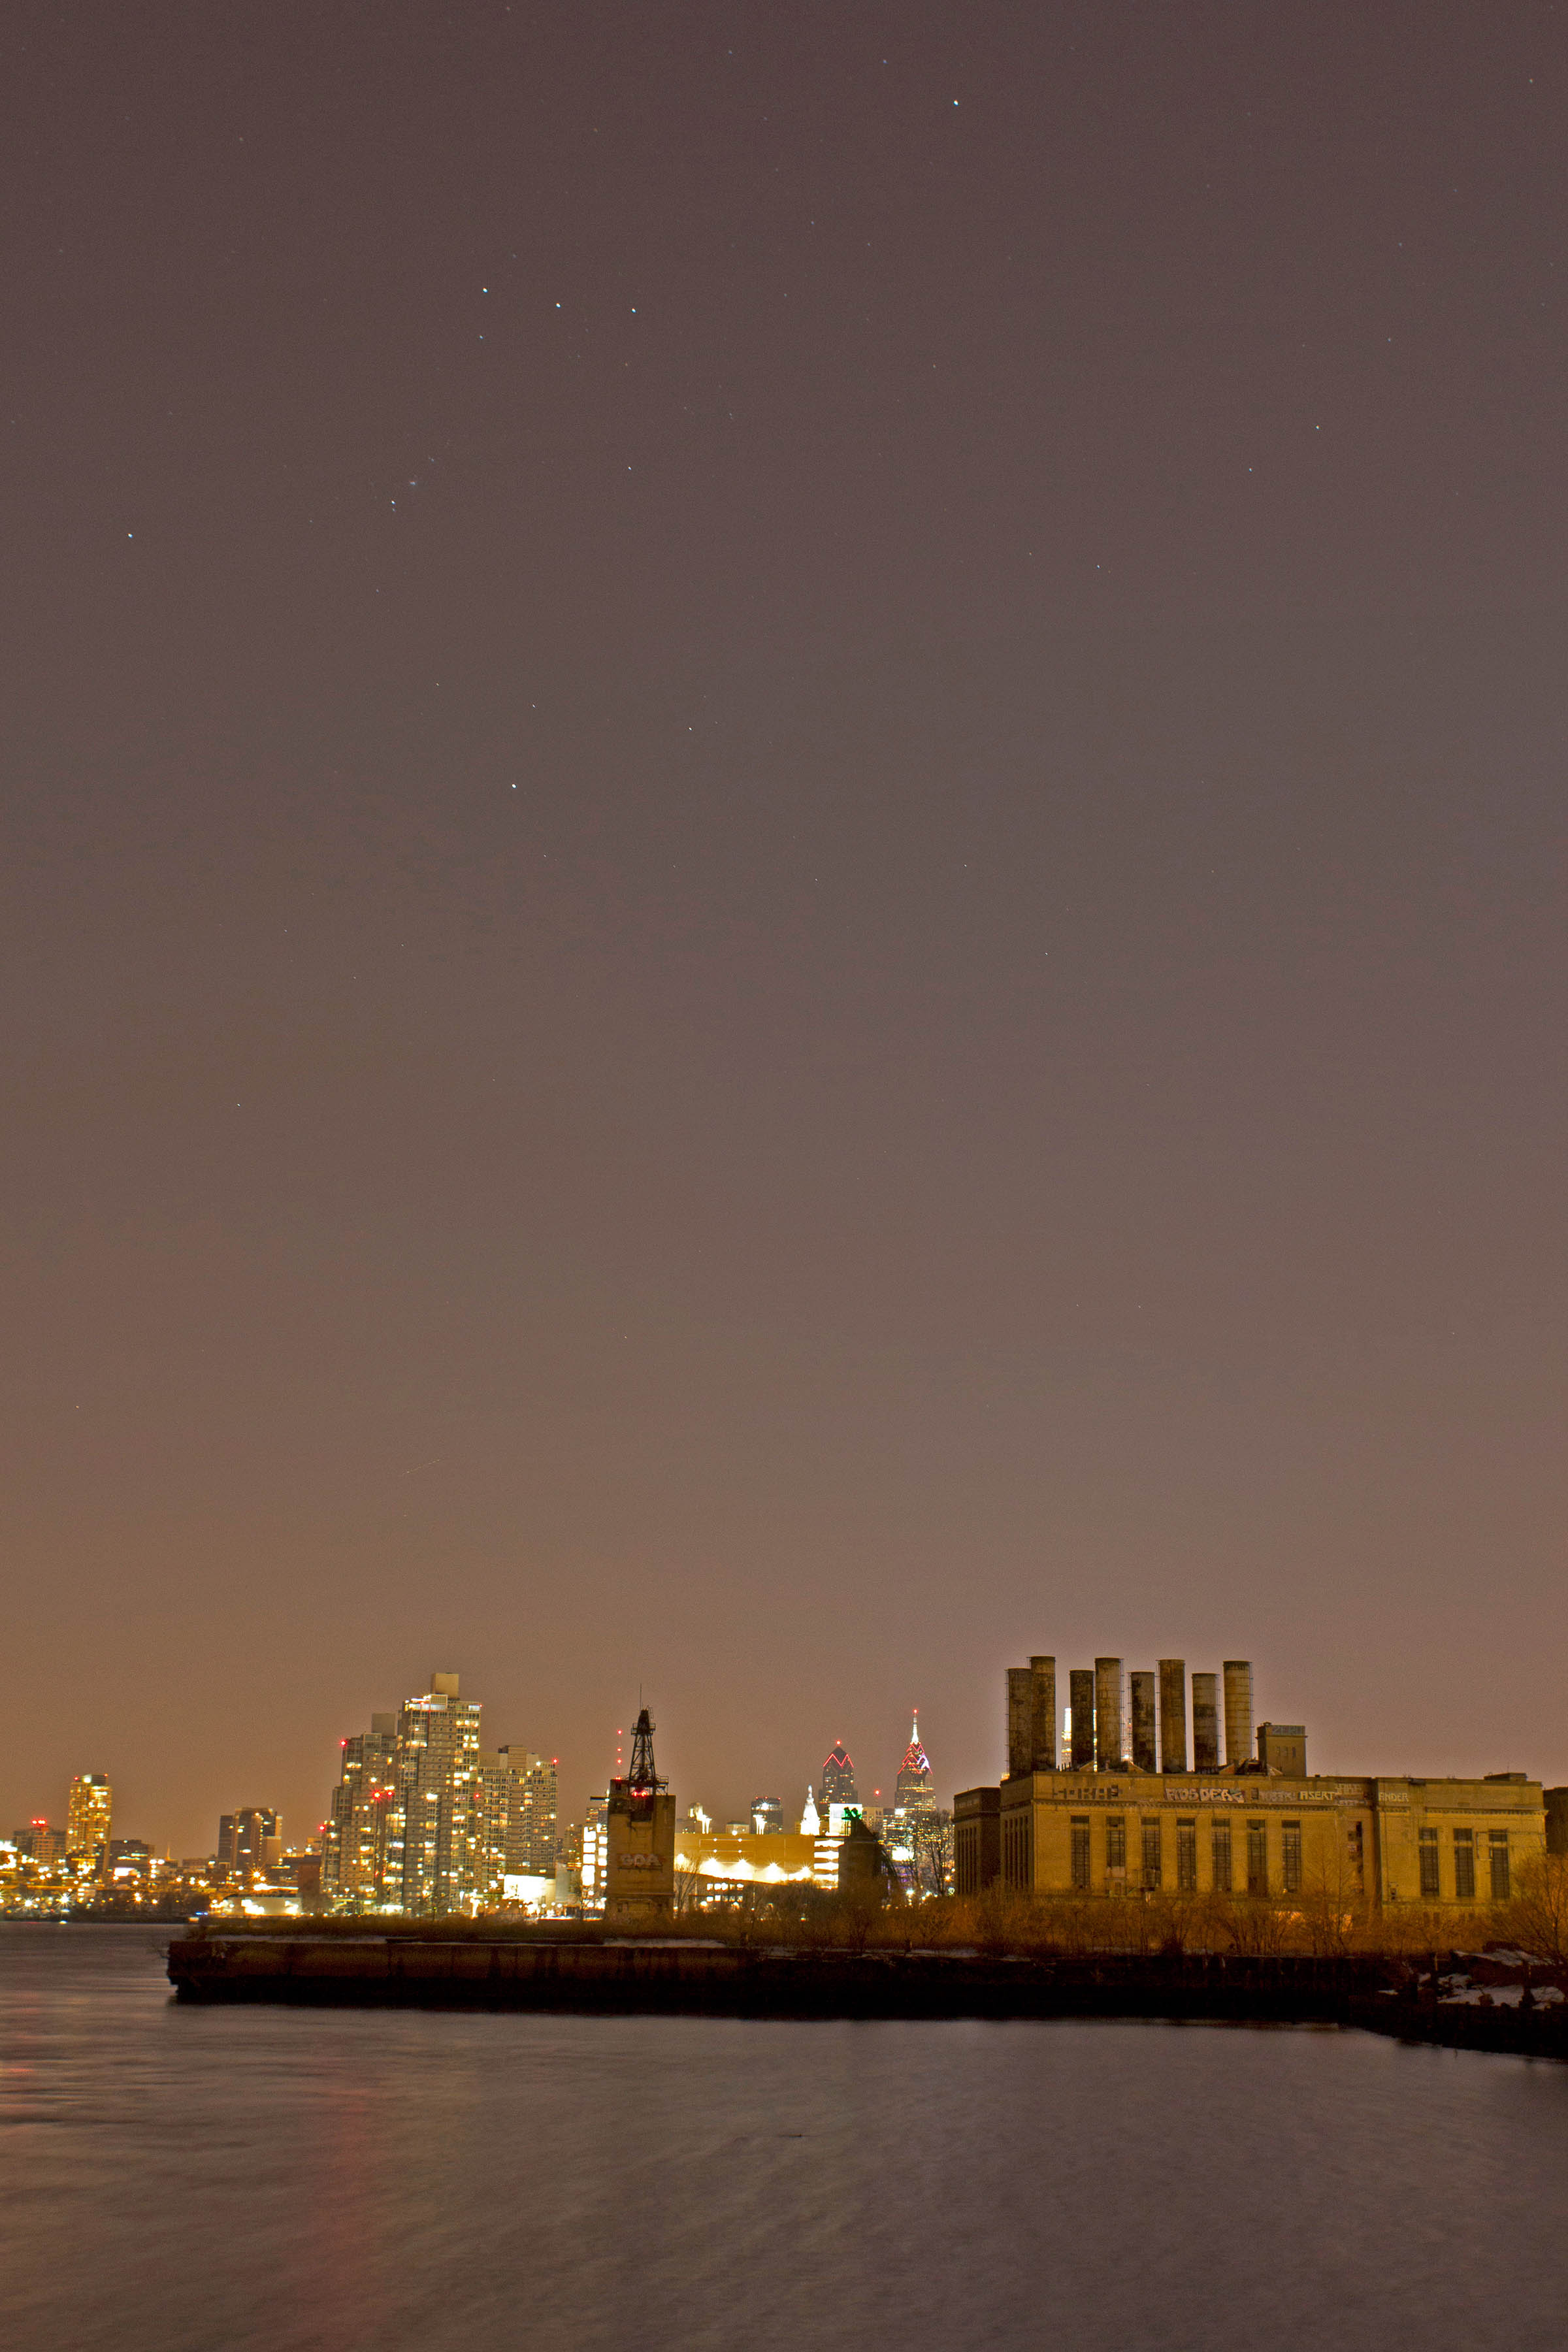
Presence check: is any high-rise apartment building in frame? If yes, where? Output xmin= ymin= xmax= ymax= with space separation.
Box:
xmin=321 ymin=1674 xmax=556 ymax=1916
xmin=66 ymin=1774 xmax=112 ymax=1869
xmin=321 ymin=1717 xmax=400 ymax=1905
xmin=395 ymin=1674 xmax=483 ymax=1915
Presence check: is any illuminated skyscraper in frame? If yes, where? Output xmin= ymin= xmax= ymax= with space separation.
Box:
xmin=817 ymin=1741 xmax=858 ymax=1809
xmin=322 ymin=1716 xmax=400 ymax=1905
xmin=395 ymin=1673 xmax=482 ymax=1915
xmin=66 ymin=1774 xmax=112 ymax=1870
xmin=894 ymin=1713 xmax=934 ymax=1814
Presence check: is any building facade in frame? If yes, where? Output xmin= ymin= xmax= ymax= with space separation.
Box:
xmin=321 ymin=1717 xmax=400 ymax=1905
xmin=958 ymin=1652 xmax=1547 ymax=1916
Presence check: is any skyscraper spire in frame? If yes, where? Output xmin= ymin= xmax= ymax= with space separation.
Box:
xmin=896 ymin=1710 xmax=934 ymax=1813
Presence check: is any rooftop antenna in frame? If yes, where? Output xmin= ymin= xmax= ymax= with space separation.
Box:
xmin=628 ymin=1706 xmax=664 ymax=1793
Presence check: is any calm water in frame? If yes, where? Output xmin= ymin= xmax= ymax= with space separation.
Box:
xmin=3 ymin=1926 xmax=1567 ymax=2351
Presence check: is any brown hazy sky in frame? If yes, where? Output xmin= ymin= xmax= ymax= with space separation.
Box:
xmin=3 ymin=3 xmax=1564 ymax=1855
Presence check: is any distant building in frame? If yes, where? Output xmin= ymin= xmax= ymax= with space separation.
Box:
xmin=321 ymin=1716 xmax=400 ymax=1906
xmin=818 ymin=1742 xmax=858 ymax=1810
xmin=106 ymin=1838 xmax=152 ymax=1882
xmin=233 ymin=1808 xmax=282 ymax=1876
xmin=66 ymin=1774 xmax=112 ymax=1870
xmin=894 ymin=1713 xmax=934 ymax=1814
xmin=396 ymin=1674 xmax=483 ymax=1915
xmin=678 ymin=1827 xmax=822 ymax=1898
xmin=604 ymin=1707 xmax=676 ymax=1925
xmin=751 ymin=1797 xmax=785 ymax=1835
xmin=581 ymin=1794 xmax=608 ymax=1914
xmin=472 ymin=1748 xmax=559 ymax=1902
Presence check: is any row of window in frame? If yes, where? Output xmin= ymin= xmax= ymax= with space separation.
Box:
xmin=1069 ymin=1814 xmax=1306 ymax=1897
xmin=1418 ymin=1825 xmax=1509 ymax=1902
xmin=1062 ymin=1815 xmax=1512 ymax=1901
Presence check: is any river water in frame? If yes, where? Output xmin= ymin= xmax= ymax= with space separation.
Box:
xmin=3 ymin=1924 xmax=1566 ymax=2351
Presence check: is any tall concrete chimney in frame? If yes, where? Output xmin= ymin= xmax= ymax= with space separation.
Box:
xmin=1192 ymin=1673 xmax=1220 ymax=1771
xmin=1030 ymin=1657 xmax=1057 ymax=1772
xmin=1069 ymin=1669 xmax=1095 ymax=1769
xmin=1223 ymin=1661 xmax=1254 ymax=1768
xmin=1158 ymin=1659 xmax=1188 ymax=1772
xmin=1007 ymin=1667 xmax=1033 ymax=1778
xmin=1130 ymin=1671 xmax=1156 ymax=1772
xmin=1094 ymin=1658 xmax=1125 ymax=1771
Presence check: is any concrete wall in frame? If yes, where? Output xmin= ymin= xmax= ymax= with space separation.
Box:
xmin=606 ymin=1788 xmax=676 ymax=1923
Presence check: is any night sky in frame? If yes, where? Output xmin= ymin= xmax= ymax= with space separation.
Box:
xmin=5 ymin=4 xmax=1564 ymax=1855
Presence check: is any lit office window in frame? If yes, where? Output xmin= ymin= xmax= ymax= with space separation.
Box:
xmin=1453 ymin=1828 xmax=1475 ymax=1901
xmin=1418 ymin=1828 xmax=1440 ymax=1900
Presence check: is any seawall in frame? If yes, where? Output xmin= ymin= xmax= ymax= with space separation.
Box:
xmin=170 ymin=1933 xmax=1391 ymax=2023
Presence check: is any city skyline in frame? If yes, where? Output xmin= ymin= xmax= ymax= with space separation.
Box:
xmin=13 ymin=1643 xmax=1563 ymax=1870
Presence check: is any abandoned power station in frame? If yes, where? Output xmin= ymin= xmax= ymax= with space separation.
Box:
xmin=955 ymin=1656 xmax=1549 ymax=1916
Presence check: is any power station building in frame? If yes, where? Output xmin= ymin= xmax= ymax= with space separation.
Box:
xmin=955 ymin=1653 xmax=1546 ymax=1917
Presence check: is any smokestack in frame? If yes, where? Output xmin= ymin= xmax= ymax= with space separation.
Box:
xmin=1130 ymin=1671 xmax=1156 ymax=1772
xmin=1030 ymin=1657 xmax=1057 ymax=1772
xmin=1069 ymin=1669 xmax=1095 ymax=1769
xmin=1007 ymin=1668 xmax=1034 ymax=1778
xmin=1158 ymin=1659 xmax=1188 ymax=1772
xmin=1223 ymin=1661 xmax=1254 ymax=1768
xmin=1094 ymin=1658 xmax=1125 ymax=1771
xmin=1192 ymin=1673 xmax=1220 ymax=1771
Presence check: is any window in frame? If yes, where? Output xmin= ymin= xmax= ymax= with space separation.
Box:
xmin=1418 ymin=1828 xmax=1440 ymax=1900
xmin=1070 ymin=1817 xmax=1090 ymax=1891
xmin=1489 ymin=1831 xmax=1510 ymax=1902
xmin=1282 ymin=1821 xmax=1302 ymax=1895
xmin=1454 ymin=1828 xmax=1475 ymax=1901
xmin=1141 ymin=1819 xmax=1162 ymax=1890
xmin=1212 ymin=1821 xmax=1232 ymax=1893
xmin=1348 ymin=1820 xmax=1365 ymax=1890
xmin=1177 ymin=1818 xmax=1197 ymax=1893
xmin=1105 ymin=1816 xmax=1126 ymax=1876
xmin=1246 ymin=1821 xmax=1267 ymax=1897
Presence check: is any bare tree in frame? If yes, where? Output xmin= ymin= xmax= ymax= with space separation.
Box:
xmin=1491 ymin=1854 xmax=1568 ymax=1967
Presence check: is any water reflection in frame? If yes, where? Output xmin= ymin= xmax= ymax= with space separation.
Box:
xmin=3 ymin=1926 xmax=1566 ymax=2351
